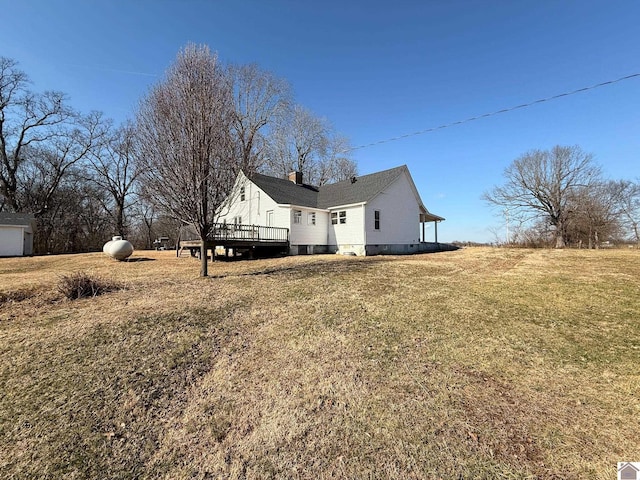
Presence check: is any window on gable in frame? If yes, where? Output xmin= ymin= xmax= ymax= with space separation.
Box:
xmin=339 ymin=211 xmax=346 ymax=224
xmin=374 ymin=210 xmax=380 ymax=230
xmin=240 ymin=186 xmax=245 ymax=201
xmin=331 ymin=212 xmax=337 ymax=225
xmin=308 ymin=212 xmax=316 ymax=225
xmin=293 ymin=210 xmax=302 ymax=224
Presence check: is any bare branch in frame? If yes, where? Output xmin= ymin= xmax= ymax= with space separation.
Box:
xmin=483 ymin=145 xmax=602 ymax=248
xmin=136 ymin=44 xmax=236 ymax=276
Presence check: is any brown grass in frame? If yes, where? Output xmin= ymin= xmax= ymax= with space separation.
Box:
xmin=0 ymin=248 xmax=639 ymax=479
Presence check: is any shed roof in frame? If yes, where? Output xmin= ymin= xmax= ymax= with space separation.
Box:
xmin=0 ymin=213 xmax=36 ymax=228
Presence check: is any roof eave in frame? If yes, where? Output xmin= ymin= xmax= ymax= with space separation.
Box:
xmin=423 ymin=213 xmax=445 ymax=222
xmin=278 ymin=204 xmax=330 ymax=212
xmin=324 ymin=201 xmax=367 ymax=210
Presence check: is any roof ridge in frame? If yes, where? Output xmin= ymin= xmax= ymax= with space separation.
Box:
xmin=323 ymin=164 xmax=406 ymax=187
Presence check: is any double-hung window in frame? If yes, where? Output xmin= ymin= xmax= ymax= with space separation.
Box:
xmin=293 ymin=210 xmax=302 ymax=224
xmin=332 ymin=211 xmax=347 ymax=224
xmin=374 ymin=210 xmax=380 ymax=230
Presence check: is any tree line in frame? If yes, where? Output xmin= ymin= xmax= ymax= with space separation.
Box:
xmin=3 ymin=46 xmax=638 ymax=263
xmin=0 ymin=46 xmax=356 ymax=260
xmin=484 ymin=145 xmax=640 ymax=248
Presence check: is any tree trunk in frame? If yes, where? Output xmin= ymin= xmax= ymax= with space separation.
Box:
xmin=200 ymin=238 xmax=208 ymax=277
xmin=116 ymin=203 xmax=125 ymax=237
xmin=554 ymin=217 xmax=566 ymax=248
xmin=555 ymin=233 xmax=565 ymax=248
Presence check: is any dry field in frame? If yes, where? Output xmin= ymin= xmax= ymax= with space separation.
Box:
xmin=0 ymin=247 xmax=639 ymax=479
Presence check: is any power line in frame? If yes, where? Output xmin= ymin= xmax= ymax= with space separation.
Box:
xmin=347 ymin=72 xmax=640 ymax=152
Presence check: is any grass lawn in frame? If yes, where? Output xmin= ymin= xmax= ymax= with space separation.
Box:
xmin=0 ymin=247 xmax=639 ymax=479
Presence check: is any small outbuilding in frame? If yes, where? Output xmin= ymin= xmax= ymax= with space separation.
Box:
xmin=0 ymin=213 xmax=36 ymax=257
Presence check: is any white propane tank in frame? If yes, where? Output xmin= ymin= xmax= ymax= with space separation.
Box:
xmin=103 ymin=236 xmax=134 ymax=261
xmin=103 ymin=240 xmax=114 ymax=254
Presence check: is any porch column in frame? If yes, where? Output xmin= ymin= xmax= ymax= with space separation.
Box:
xmin=434 ymin=221 xmax=438 ymax=243
xmin=421 ymin=220 xmax=426 ymax=243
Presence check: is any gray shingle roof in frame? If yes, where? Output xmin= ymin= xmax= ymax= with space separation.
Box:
xmin=0 ymin=213 xmax=35 ymax=227
xmin=317 ymin=165 xmax=406 ymax=209
xmin=249 ymin=165 xmax=410 ymax=210
xmin=249 ymin=172 xmax=319 ymax=208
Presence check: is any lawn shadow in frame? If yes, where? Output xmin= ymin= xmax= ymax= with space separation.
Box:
xmin=209 ymin=256 xmax=392 ymax=279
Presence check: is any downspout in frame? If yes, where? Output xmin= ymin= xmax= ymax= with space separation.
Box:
xmin=362 ymin=204 xmax=367 ymax=255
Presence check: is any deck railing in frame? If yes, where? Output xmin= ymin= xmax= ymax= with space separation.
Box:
xmin=180 ymin=223 xmax=289 ymax=244
xmin=210 ymin=223 xmax=289 ymax=243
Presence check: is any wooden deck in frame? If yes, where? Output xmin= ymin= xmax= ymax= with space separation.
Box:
xmin=178 ymin=223 xmax=289 ymax=258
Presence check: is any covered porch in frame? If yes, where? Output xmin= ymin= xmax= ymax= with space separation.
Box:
xmin=419 ymin=209 xmax=445 ymax=244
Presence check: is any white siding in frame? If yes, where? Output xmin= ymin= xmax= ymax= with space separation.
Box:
xmin=289 ymin=208 xmax=329 ymax=246
xmin=218 ymin=174 xmax=285 ymax=229
xmin=328 ymin=204 xmax=366 ymax=255
xmin=0 ymin=227 xmax=24 ymax=256
xmin=365 ymin=171 xmax=422 ymax=245
xmin=218 ymin=167 xmax=431 ymax=257
xmin=218 ymin=174 xmax=329 ymax=254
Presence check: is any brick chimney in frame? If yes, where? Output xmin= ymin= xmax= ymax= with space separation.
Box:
xmin=288 ymin=171 xmax=303 ymax=185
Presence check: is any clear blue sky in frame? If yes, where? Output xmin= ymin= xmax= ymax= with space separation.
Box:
xmin=1 ymin=0 xmax=638 ymax=243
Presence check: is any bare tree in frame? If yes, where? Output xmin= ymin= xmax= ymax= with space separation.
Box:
xmin=264 ymin=105 xmax=356 ymax=185
xmin=565 ymin=182 xmax=621 ymax=248
xmin=34 ymin=170 xmax=112 ymax=253
xmin=16 ymin=110 xmax=107 ymax=216
xmin=136 ymin=44 xmax=236 ymax=277
xmin=0 ymin=57 xmax=72 ymax=211
xmin=89 ymin=121 xmax=141 ymax=237
xmin=610 ymin=179 xmax=640 ymax=246
xmin=483 ymin=145 xmax=601 ymax=248
xmin=228 ymin=63 xmax=290 ymax=174
xmin=129 ymin=197 xmax=157 ymax=250
xmin=316 ymin=134 xmax=358 ymax=185
xmin=265 ymin=105 xmax=327 ymax=182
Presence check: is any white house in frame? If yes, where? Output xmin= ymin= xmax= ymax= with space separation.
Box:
xmin=0 ymin=213 xmax=36 ymax=257
xmin=218 ymin=165 xmax=444 ymax=256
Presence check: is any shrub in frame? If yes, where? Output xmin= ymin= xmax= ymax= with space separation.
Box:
xmin=58 ymin=272 xmax=122 ymax=300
